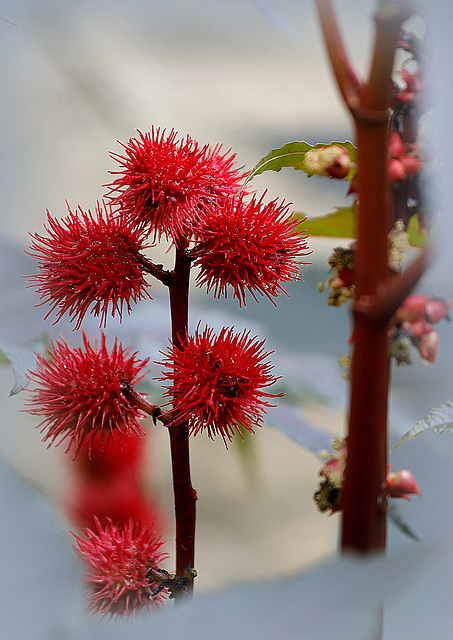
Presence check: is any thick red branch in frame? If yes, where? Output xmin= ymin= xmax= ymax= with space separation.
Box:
xmin=316 ymin=0 xmax=416 ymax=555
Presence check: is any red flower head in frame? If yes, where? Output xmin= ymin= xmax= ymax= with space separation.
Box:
xmin=28 ymin=202 xmax=152 ymax=330
xmin=73 ymin=518 xmax=168 ymax=616
xmin=107 ymin=127 xmax=244 ymax=241
xmin=26 ymin=331 xmax=149 ymax=456
xmin=159 ymin=326 xmax=280 ymax=444
xmin=191 ymin=193 xmax=310 ymax=306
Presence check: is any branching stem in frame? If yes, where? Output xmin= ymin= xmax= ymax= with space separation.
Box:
xmin=315 ymin=0 xmax=418 ymax=554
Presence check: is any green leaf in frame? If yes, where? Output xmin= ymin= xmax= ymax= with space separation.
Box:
xmin=243 ymin=140 xmax=357 ymax=186
xmin=406 ymin=215 xmax=429 ymax=248
xmin=294 ymin=204 xmax=356 ymax=238
xmin=391 ymin=401 xmax=453 ymax=452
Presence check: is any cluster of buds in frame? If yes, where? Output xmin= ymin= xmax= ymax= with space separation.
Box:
xmin=390 ymin=294 xmax=452 ymax=365
xmin=317 ymin=245 xmax=355 ymax=307
xmin=313 ymin=438 xmax=346 ymax=514
xmin=314 ymin=439 xmax=421 ymax=516
xmin=388 ymin=130 xmax=421 ymax=184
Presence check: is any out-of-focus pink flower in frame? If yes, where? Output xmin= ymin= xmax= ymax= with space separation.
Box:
xmin=26 ymin=331 xmax=149 ymax=456
xmin=73 ymin=518 xmax=168 ymax=616
xmin=107 ymin=127 xmax=244 ymax=241
xmin=28 ymin=203 xmax=152 ymax=329
xmin=159 ymin=326 xmax=280 ymax=444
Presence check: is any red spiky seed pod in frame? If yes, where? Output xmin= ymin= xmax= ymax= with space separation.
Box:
xmin=159 ymin=325 xmax=280 ymax=444
xmin=73 ymin=518 xmax=168 ymax=616
xmin=191 ymin=193 xmax=310 ymax=306
xmin=26 ymin=331 xmax=149 ymax=456
xmin=107 ymin=127 xmax=244 ymax=242
xmin=27 ymin=202 xmax=152 ymax=329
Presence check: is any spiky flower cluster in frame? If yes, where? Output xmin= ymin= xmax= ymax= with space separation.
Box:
xmin=28 ymin=202 xmax=152 ymax=329
xmin=26 ymin=331 xmax=149 ymax=455
xmin=107 ymin=127 xmax=244 ymax=241
xmin=160 ymin=326 xmax=280 ymax=443
xmin=191 ymin=193 xmax=310 ymax=305
xmin=73 ymin=518 xmax=168 ymax=616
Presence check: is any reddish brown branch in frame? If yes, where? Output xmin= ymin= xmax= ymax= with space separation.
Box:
xmin=316 ymin=0 xmax=416 ymax=555
xmin=354 ymin=247 xmax=431 ymax=323
xmin=136 ymin=252 xmax=173 ymax=285
xmin=315 ymin=0 xmax=364 ymax=113
xmin=167 ymin=239 xmax=196 ymax=599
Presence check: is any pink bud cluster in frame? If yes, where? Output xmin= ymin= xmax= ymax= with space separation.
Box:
xmin=314 ymin=440 xmax=421 ymax=516
xmin=390 ymin=294 xmax=452 ymax=365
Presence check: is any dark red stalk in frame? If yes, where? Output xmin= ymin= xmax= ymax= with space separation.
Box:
xmin=167 ymin=238 xmax=196 ymax=597
xmin=316 ymin=0 xmax=415 ymax=554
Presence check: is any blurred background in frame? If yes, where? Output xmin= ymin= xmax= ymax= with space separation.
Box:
xmin=1 ymin=0 xmax=453 ymax=638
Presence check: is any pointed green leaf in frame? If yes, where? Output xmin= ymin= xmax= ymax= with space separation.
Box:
xmin=293 ymin=205 xmax=356 ymax=238
xmin=391 ymin=401 xmax=453 ymax=452
xmin=243 ymin=140 xmax=357 ymax=186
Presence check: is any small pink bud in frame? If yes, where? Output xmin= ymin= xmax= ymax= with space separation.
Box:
xmin=425 ymin=298 xmax=452 ymax=324
xmin=389 ymin=131 xmax=405 ymax=158
xmin=389 ymin=158 xmax=406 ymax=182
xmin=400 ymin=154 xmax=421 ymax=178
xmin=403 ymin=318 xmax=433 ymax=338
xmin=387 ymin=468 xmax=421 ymax=501
xmin=416 ymin=330 xmax=440 ymax=363
xmin=400 ymin=67 xmax=421 ymax=94
xmin=326 ymin=149 xmax=351 ymax=179
xmin=396 ymin=294 xmax=428 ymax=324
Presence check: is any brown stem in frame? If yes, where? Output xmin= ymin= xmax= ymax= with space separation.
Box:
xmin=167 ymin=239 xmax=196 ymax=599
xmin=136 ymin=252 xmax=173 ymax=285
xmin=125 ymin=385 xmax=161 ymax=422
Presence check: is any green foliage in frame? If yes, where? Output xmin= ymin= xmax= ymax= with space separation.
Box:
xmin=293 ymin=205 xmax=356 ymax=238
xmin=391 ymin=401 xmax=453 ymax=452
xmin=243 ymin=140 xmax=357 ymax=186
xmin=295 ymin=204 xmax=428 ymax=247
xmin=406 ymin=215 xmax=429 ymax=247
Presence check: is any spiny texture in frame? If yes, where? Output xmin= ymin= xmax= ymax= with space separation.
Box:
xmin=73 ymin=518 xmax=168 ymax=616
xmin=28 ymin=202 xmax=151 ymax=329
xmin=191 ymin=193 xmax=310 ymax=305
xmin=107 ymin=127 xmax=244 ymax=241
xmin=26 ymin=331 xmax=149 ymax=456
xmin=160 ymin=326 xmax=280 ymax=444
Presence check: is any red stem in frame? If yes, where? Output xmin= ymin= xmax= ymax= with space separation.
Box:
xmin=315 ymin=0 xmax=416 ymax=554
xmin=167 ymin=239 xmax=196 ymax=598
